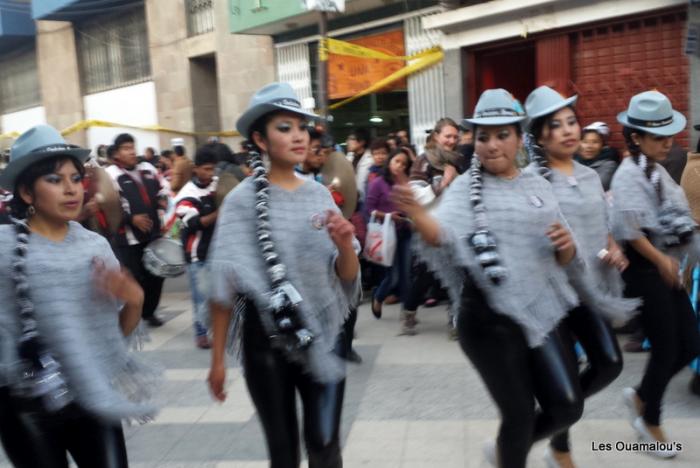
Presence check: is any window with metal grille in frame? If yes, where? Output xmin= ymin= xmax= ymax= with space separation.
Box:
xmin=0 ymin=45 xmax=41 ymax=114
xmin=186 ymin=0 xmax=214 ymax=36
xmin=75 ymin=6 xmax=152 ymax=95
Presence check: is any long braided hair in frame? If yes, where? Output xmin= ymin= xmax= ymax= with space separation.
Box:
xmin=622 ymin=126 xmax=694 ymax=246
xmin=467 ymin=152 xmax=508 ymax=285
xmin=8 ymin=158 xmax=79 ymax=411
xmin=247 ymin=139 xmax=314 ymax=354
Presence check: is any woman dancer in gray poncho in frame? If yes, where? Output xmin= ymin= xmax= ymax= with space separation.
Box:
xmin=0 ymin=125 xmax=158 ymax=467
xmin=524 ymin=86 xmax=638 ymax=468
xmin=393 ymin=89 xmax=584 ymax=468
xmin=207 ymin=83 xmax=360 ymax=468
xmin=611 ymin=91 xmax=700 ymax=459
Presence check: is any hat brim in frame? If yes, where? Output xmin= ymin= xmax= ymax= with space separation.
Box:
xmin=527 ymin=95 xmax=578 ymax=121
xmin=463 ymin=116 xmax=526 ymax=127
xmin=617 ymin=110 xmax=687 ymax=136
xmin=236 ymin=103 xmax=320 ymax=138
xmin=0 ymin=148 xmax=91 ymax=191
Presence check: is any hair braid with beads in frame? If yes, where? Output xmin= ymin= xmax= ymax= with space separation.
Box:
xmin=467 ymin=155 xmax=508 ymax=284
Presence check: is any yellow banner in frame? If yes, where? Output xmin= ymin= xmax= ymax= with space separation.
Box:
xmin=329 ymin=48 xmax=444 ymax=110
xmin=2 ymin=121 xmax=240 ymax=141
xmin=0 ymin=131 xmax=20 ymax=139
xmin=326 ymin=37 xmax=439 ymax=61
xmin=60 ymin=120 xmax=240 ymax=137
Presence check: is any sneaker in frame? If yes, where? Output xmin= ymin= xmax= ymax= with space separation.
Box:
xmin=145 ymin=315 xmax=164 ymax=327
xmin=196 ymin=335 xmax=211 ymax=349
xmin=423 ymin=297 xmax=439 ymax=308
xmin=543 ymin=446 xmax=574 ymax=468
xmin=632 ymin=417 xmax=678 ymax=459
xmin=622 ymin=387 xmax=641 ymax=425
xmin=482 ymin=439 xmax=496 ymax=467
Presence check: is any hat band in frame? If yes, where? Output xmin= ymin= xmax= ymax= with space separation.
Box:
xmin=26 ymin=143 xmax=81 ymax=155
xmin=270 ymin=98 xmax=302 ymax=109
xmin=474 ymin=107 xmax=521 ymax=119
xmin=627 ymin=115 xmax=674 ymax=128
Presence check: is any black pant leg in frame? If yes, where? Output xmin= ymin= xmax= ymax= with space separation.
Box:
xmin=550 ymin=306 xmax=623 ymax=452
xmin=242 ymin=315 xmax=301 ymax=468
xmin=404 ymin=258 xmax=432 ymax=312
xmin=343 ymin=308 xmax=357 ymax=356
xmin=456 ymin=286 xmax=536 ymax=468
xmin=530 ymin=322 xmax=584 ymax=443
xmin=0 ymin=388 xmax=69 ymax=468
xmin=624 ymin=265 xmax=686 ymax=426
xmin=142 ymin=267 xmax=165 ymax=319
xmin=296 ymin=335 xmax=346 ymax=468
xmin=63 ymin=406 xmax=128 ymax=468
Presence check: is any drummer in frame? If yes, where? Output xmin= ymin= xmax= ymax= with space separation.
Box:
xmin=295 ymin=128 xmax=326 ymax=183
xmin=174 ymin=145 xmax=219 ymax=349
xmin=106 ymin=133 xmax=170 ymax=327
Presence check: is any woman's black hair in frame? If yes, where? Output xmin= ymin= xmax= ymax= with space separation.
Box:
xmin=10 ymin=155 xmax=85 ymax=218
xmin=382 ymin=147 xmax=413 ymax=184
xmin=622 ymin=126 xmax=646 ymax=157
xmin=529 ymin=106 xmax=579 ymax=144
xmin=471 ymin=123 xmax=523 ymax=138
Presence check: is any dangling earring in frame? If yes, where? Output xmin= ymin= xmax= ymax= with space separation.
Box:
xmin=27 ymin=205 xmax=36 ymax=216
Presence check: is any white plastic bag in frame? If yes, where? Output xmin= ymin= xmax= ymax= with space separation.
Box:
xmin=363 ymin=211 xmax=397 ymax=267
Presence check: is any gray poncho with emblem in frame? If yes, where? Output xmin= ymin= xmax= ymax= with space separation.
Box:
xmin=414 ymin=169 xmax=579 ymax=347
xmin=208 ymin=177 xmax=360 ymax=383
xmin=0 ymin=222 xmax=161 ymax=423
xmin=611 ymin=156 xmax=700 ymax=261
xmin=525 ymin=161 xmax=640 ymax=320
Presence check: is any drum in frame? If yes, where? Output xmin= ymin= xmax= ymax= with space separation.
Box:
xmin=85 ymin=165 xmax=121 ymax=234
xmin=143 ymin=238 xmax=186 ymax=278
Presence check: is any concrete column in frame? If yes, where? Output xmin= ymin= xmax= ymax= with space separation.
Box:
xmin=145 ymin=0 xmax=197 ymax=152
xmin=442 ymin=48 xmax=464 ymax=120
xmin=213 ymin=0 xmax=275 ymax=146
xmin=36 ymin=21 xmax=85 ymax=146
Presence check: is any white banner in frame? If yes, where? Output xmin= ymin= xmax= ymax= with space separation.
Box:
xmin=302 ymin=0 xmax=345 ymax=13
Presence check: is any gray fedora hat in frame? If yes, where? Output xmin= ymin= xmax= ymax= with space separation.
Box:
xmin=0 ymin=124 xmax=90 ymax=191
xmin=617 ymin=90 xmax=686 ymax=136
xmin=236 ymin=82 xmax=319 ymax=138
xmin=525 ymin=86 xmax=577 ymax=122
xmin=463 ymin=88 xmax=526 ymax=126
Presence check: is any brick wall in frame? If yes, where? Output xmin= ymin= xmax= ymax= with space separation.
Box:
xmin=571 ymin=9 xmax=689 ymax=151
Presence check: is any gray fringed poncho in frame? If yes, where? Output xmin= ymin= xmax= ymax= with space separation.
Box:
xmin=415 ymin=170 xmax=577 ymax=348
xmin=0 ymin=222 xmax=160 ymax=423
xmin=208 ymin=178 xmax=360 ymax=383
xmin=611 ymin=156 xmax=700 ymax=262
xmin=525 ymin=162 xmax=640 ymax=321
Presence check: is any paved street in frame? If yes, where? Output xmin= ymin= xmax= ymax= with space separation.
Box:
xmin=2 ymin=277 xmax=700 ymax=467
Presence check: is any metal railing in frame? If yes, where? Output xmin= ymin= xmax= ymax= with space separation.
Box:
xmin=76 ymin=7 xmax=152 ymax=94
xmin=186 ymin=0 xmax=215 ymax=36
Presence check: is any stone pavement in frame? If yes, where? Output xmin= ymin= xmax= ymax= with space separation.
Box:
xmin=1 ymin=281 xmax=700 ymax=467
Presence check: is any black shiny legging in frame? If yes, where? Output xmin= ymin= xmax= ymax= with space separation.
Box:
xmin=456 ymin=281 xmax=583 ymax=468
xmin=549 ymin=305 xmax=623 ymax=452
xmin=242 ymin=312 xmax=346 ymax=468
xmin=0 ymin=387 xmax=128 ymax=468
xmin=623 ymin=247 xmax=700 ymax=426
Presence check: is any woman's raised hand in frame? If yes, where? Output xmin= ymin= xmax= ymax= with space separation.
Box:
xmin=92 ymin=257 xmax=144 ymax=307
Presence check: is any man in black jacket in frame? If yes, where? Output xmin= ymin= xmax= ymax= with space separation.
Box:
xmin=106 ymin=133 xmax=170 ymax=327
